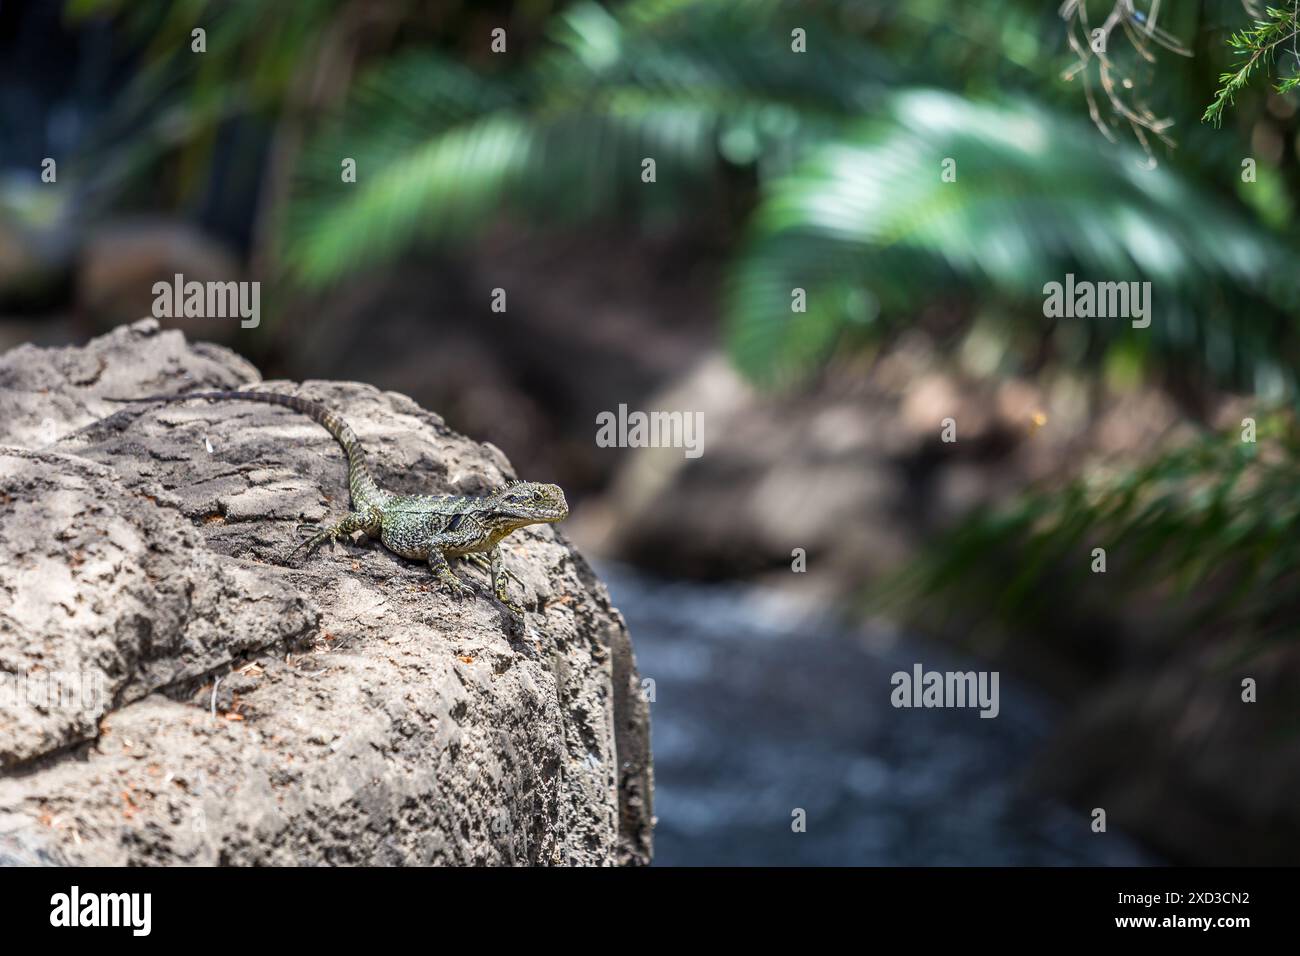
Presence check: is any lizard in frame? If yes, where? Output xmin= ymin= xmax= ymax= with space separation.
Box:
xmin=110 ymin=388 xmax=569 ymax=617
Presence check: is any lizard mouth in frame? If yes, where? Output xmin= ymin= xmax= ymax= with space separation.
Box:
xmin=503 ymin=506 xmax=567 ymax=527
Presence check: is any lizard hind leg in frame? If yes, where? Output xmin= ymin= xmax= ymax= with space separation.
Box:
xmin=288 ymin=510 xmax=376 ymax=565
xmin=288 ymin=524 xmax=330 ymax=565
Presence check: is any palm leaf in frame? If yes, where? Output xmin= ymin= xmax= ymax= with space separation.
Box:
xmin=280 ymin=0 xmax=894 ymax=284
xmin=726 ymin=90 xmax=1300 ymax=390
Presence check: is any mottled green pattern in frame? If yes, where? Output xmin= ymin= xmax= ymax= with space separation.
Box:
xmin=123 ymin=390 xmax=568 ymax=616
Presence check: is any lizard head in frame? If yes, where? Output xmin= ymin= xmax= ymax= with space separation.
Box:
xmin=488 ymin=480 xmax=569 ymax=527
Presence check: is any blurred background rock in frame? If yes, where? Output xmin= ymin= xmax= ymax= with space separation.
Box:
xmin=3 ymin=0 xmax=1299 ymax=864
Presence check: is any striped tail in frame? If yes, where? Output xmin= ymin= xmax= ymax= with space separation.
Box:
xmin=110 ymin=389 xmax=385 ymax=506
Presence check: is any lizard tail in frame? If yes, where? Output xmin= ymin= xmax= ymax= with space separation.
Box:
xmin=107 ymin=389 xmax=384 ymax=506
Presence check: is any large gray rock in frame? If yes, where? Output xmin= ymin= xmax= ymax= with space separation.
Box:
xmin=0 ymin=319 xmax=652 ymax=865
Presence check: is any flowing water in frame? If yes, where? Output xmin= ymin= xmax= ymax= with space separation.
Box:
xmin=600 ymin=563 xmax=1156 ymax=866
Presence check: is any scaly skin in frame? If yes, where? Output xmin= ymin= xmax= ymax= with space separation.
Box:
xmin=114 ymin=389 xmax=569 ymax=616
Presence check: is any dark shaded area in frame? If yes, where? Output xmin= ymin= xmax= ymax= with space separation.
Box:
xmin=603 ymin=564 xmax=1152 ymax=865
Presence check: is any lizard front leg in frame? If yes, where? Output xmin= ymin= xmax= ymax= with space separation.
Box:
xmin=428 ymin=549 xmax=476 ymax=601
xmin=466 ymin=548 xmax=526 ymax=617
xmin=418 ymin=522 xmax=487 ymax=602
xmin=493 ymin=548 xmax=526 ymax=617
xmin=463 ymin=549 xmax=525 ymax=613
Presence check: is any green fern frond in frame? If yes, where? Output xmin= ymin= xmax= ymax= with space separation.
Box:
xmin=281 ymin=0 xmax=893 ymax=284
xmin=727 ymin=90 xmax=1300 ymax=389
xmin=880 ymin=413 xmax=1300 ymax=643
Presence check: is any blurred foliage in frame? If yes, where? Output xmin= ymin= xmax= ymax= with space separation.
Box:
xmin=880 ymin=412 xmax=1300 ymax=649
xmin=726 ymin=90 xmax=1298 ymax=386
xmin=278 ymin=0 xmax=1300 ymax=392
xmin=63 ymin=0 xmax=1300 ymax=642
xmin=63 ymin=0 xmax=352 ymax=211
xmin=71 ymin=0 xmax=1300 ymax=389
xmin=279 ymin=0 xmax=894 ymax=288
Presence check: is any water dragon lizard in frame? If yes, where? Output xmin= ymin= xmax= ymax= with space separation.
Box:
xmin=112 ymin=389 xmax=569 ymax=617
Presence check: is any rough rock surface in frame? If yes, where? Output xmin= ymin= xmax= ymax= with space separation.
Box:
xmin=0 ymin=319 xmax=652 ymax=866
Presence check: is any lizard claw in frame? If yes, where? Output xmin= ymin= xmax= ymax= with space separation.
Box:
xmin=287 ymin=524 xmax=330 ymax=566
xmin=440 ymin=576 xmax=476 ymax=602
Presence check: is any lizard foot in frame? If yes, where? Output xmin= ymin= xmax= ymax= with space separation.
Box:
xmin=438 ymin=572 xmax=476 ymax=603
xmin=287 ymin=523 xmax=331 ymax=566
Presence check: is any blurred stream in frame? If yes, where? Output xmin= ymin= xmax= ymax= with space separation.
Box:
xmin=599 ymin=563 xmax=1157 ymax=866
